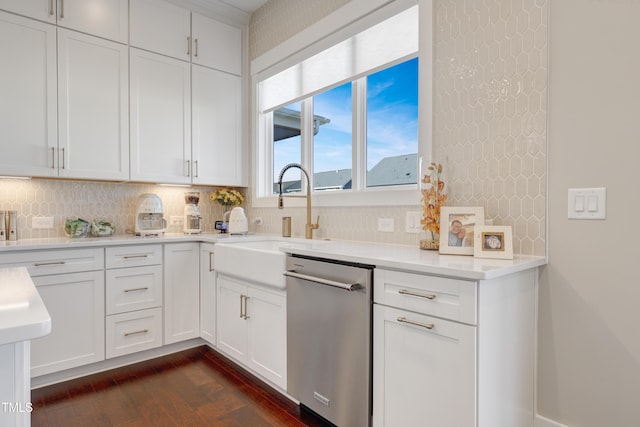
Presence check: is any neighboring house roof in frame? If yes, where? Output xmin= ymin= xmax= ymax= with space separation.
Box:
xmin=274 ymin=153 xmax=416 ymax=192
xmin=273 ymin=107 xmax=331 ymax=141
xmin=367 ymin=153 xmax=417 ymax=187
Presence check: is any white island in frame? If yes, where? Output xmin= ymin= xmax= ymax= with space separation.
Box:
xmin=0 ymin=267 xmax=51 ymax=427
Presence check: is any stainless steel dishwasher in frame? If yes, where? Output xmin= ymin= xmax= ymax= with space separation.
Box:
xmin=285 ymin=255 xmax=373 ymax=427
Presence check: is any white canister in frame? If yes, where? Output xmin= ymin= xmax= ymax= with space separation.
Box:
xmin=0 ymin=211 xmax=5 ymax=241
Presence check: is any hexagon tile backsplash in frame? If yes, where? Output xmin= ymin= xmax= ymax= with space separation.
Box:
xmin=432 ymin=0 xmax=548 ymax=255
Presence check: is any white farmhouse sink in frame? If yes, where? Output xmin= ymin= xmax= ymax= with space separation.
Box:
xmin=213 ymin=238 xmax=333 ymax=289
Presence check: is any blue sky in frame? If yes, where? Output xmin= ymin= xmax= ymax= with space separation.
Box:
xmin=274 ymin=58 xmax=418 ymax=181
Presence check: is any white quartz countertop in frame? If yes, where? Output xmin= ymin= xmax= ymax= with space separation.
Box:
xmin=0 ymin=233 xmax=546 ymax=280
xmin=0 ymin=267 xmax=51 ymax=346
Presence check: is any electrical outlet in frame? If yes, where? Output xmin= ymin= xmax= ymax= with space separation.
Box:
xmin=170 ymin=216 xmax=183 ymax=226
xmin=405 ymin=211 xmax=421 ymax=233
xmin=253 ymin=217 xmax=263 ymax=226
xmin=32 ymin=216 xmax=54 ymax=229
xmin=378 ymin=218 xmax=394 ymax=232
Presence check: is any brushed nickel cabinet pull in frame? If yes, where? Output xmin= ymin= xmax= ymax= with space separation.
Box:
xmin=51 ymin=147 xmax=55 ymax=168
xmin=187 ymin=36 xmax=191 ymax=56
xmin=239 ymin=295 xmax=244 ymax=318
xmin=186 ymin=160 xmax=191 ymax=177
xmin=208 ymin=252 xmax=214 ymax=272
xmin=397 ymin=317 xmax=434 ymax=330
xmin=34 ymin=261 xmax=65 ymax=267
xmin=243 ymin=295 xmax=250 ymax=319
xmin=194 ymin=38 xmax=198 ymax=57
xmin=60 ymin=147 xmax=65 ymax=169
xmin=49 ymin=0 xmax=54 ymax=16
xmin=60 ymin=0 xmax=64 ymax=18
xmin=124 ymin=287 xmax=149 ymax=293
xmin=124 ymin=329 xmax=149 ymax=337
xmin=123 ymin=254 xmax=149 ymax=259
xmin=194 ymin=160 xmax=199 ymax=178
xmin=399 ymin=289 xmax=436 ymax=300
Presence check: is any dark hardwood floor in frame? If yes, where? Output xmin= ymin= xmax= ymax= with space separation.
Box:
xmin=31 ymin=346 xmax=334 ymax=427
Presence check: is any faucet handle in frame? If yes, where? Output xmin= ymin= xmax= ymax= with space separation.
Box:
xmin=312 ymin=215 xmax=320 ymax=229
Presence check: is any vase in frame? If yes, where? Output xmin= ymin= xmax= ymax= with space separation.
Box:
xmin=420 ymin=235 xmax=440 ymax=251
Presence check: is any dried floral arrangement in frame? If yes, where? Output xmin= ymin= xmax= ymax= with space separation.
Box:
xmin=210 ymin=188 xmax=245 ymax=207
xmin=420 ymin=162 xmax=447 ymax=247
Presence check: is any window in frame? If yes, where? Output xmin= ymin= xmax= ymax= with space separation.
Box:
xmin=256 ymin=5 xmax=422 ymax=206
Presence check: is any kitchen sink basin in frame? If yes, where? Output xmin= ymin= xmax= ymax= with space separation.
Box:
xmin=213 ymin=238 xmax=333 ymax=289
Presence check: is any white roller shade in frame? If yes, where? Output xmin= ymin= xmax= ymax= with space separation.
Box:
xmin=259 ymin=5 xmax=419 ymax=113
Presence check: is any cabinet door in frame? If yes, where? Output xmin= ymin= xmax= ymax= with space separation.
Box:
xmin=247 ymin=286 xmax=286 ymax=389
xmin=216 ymin=274 xmax=247 ymax=364
xmin=130 ymin=0 xmax=190 ymax=60
xmin=164 ymin=243 xmax=200 ymax=344
xmin=0 ymin=0 xmax=57 ymax=23
xmin=31 ymin=271 xmax=105 ymax=377
xmin=58 ymin=29 xmax=129 ymax=180
xmin=130 ymin=48 xmax=191 ymax=184
xmin=200 ymin=244 xmax=216 ymax=346
xmin=57 ymin=0 xmax=128 ymax=43
xmin=191 ymin=13 xmax=241 ymax=75
xmin=0 ymin=12 xmax=57 ymax=178
xmin=373 ymin=304 xmax=476 ymax=427
xmin=192 ymin=65 xmax=243 ymax=186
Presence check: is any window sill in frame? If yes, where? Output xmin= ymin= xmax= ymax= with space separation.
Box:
xmin=252 ymin=187 xmax=421 ymax=209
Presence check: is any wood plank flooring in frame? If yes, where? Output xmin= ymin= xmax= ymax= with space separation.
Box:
xmin=31 ymin=346 xmax=335 ymax=427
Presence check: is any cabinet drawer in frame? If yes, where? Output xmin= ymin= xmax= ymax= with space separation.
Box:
xmin=105 ymin=245 xmax=162 ymax=269
xmin=0 ymin=248 xmax=104 ymax=276
xmin=106 ymin=265 xmax=163 ymax=315
xmin=106 ymin=308 xmax=163 ymax=358
xmin=374 ymin=269 xmax=477 ymax=324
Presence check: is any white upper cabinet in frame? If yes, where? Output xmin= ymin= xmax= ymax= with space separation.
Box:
xmin=0 ymin=0 xmax=128 ymax=42
xmin=0 ymin=11 xmax=57 ymax=178
xmin=58 ymin=28 xmax=129 ymax=180
xmin=130 ymin=48 xmax=192 ymax=184
xmin=192 ymin=12 xmax=241 ymax=75
xmin=129 ymin=0 xmax=191 ymax=60
xmin=0 ymin=0 xmax=56 ymax=23
xmin=130 ymin=0 xmax=242 ymax=75
xmin=192 ymin=65 xmax=244 ymax=186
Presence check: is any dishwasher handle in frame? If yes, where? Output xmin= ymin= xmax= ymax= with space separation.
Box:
xmin=284 ymin=270 xmax=361 ymax=291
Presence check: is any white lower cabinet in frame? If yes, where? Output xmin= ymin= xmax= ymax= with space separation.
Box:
xmin=217 ymin=273 xmax=286 ymax=389
xmin=106 ymin=307 xmax=163 ymax=359
xmin=31 ymin=271 xmax=105 ymax=377
xmin=200 ymin=243 xmax=216 ymax=346
xmin=164 ymin=243 xmax=200 ymax=344
xmin=105 ymin=245 xmax=163 ymax=358
xmin=373 ymin=304 xmax=476 ymax=427
xmin=373 ymin=268 xmax=537 ymax=427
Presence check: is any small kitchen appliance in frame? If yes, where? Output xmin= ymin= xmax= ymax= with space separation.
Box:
xmin=228 ymin=206 xmax=248 ymax=235
xmin=183 ymin=191 xmax=202 ymax=234
xmin=135 ymin=193 xmax=166 ymax=236
xmin=0 ymin=210 xmax=6 ymax=241
xmin=7 ymin=210 xmax=17 ymax=241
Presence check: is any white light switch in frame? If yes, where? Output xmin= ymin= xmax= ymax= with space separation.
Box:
xmin=568 ymin=188 xmax=606 ymax=219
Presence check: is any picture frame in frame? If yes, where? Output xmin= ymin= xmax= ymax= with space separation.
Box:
xmin=473 ymin=225 xmax=514 ymax=260
xmin=438 ymin=207 xmax=485 ymax=255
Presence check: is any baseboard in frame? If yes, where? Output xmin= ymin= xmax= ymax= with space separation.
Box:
xmin=535 ymin=414 xmax=569 ymax=427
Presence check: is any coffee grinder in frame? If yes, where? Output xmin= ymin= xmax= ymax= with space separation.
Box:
xmin=184 ymin=192 xmax=202 ymax=234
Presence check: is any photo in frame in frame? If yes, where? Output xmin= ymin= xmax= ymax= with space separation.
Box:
xmin=473 ymin=225 xmax=514 ymax=260
xmin=438 ymin=207 xmax=485 ymax=255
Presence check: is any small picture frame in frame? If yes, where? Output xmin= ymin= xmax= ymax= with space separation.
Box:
xmin=473 ymin=225 xmax=514 ymax=260
xmin=439 ymin=207 xmax=485 ymax=256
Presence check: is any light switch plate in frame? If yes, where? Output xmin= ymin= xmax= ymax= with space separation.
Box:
xmin=568 ymin=187 xmax=606 ymax=219
xmin=405 ymin=211 xmax=421 ymax=233
xmin=170 ymin=216 xmax=183 ymax=226
xmin=32 ymin=216 xmax=54 ymax=229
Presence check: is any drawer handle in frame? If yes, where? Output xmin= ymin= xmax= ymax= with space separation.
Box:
xmin=124 ymin=287 xmax=149 ymax=293
xmin=399 ymin=289 xmax=436 ymax=300
xmin=34 ymin=261 xmax=65 ymax=267
xmin=124 ymin=329 xmax=149 ymax=337
xmin=123 ymin=254 xmax=149 ymax=259
xmin=397 ymin=317 xmax=434 ymax=330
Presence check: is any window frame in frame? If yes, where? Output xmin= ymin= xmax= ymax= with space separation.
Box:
xmin=251 ymin=0 xmax=431 ymax=209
